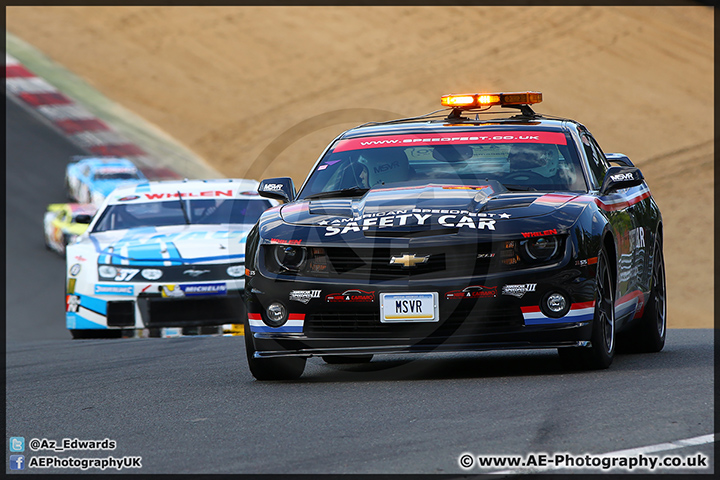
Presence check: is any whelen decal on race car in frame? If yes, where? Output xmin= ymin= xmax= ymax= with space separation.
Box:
xmin=332 ymin=131 xmax=568 ymax=152
xmin=270 ymin=238 xmax=302 ymax=245
xmin=521 ymin=229 xmax=558 ymax=238
xmin=143 ymin=190 xmax=234 ymax=200
xmin=248 ymin=313 xmax=305 ymax=333
xmin=326 ymin=290 xmax=376 ymax=303
xmin=521 ymin=301 xmax=595 ymax=325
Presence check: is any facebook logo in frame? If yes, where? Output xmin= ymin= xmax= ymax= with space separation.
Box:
xmin=9 ymin=437 xmax=24 ymax=452
xmin=9 ymin=455 xmax=25 ymax=470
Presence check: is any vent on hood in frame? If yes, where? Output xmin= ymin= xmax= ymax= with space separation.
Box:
xmin=308 ymin=199 xmax=354 ymax=217
xmin=479 ymin=195 xmax=537 ymax=211
xmin=363 ymin=227 xmax=459 ymax=238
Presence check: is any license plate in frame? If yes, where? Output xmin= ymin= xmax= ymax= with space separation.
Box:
xmin=380 ymin=292 xmax=439 ymax=323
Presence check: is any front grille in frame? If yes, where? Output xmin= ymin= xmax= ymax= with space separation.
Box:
xmin=98 ymin=262 xmax=243 ymax=282
xmin=137 ymin=294 xmax=244 ymax=327
xmin=107 ymin=301 xmax=135 ymax=327
xmin=324 ymin=245 xmax=498 ymax=280
xmin=326 ymin=247 xmax=447 ymax=278
xmin=305 ymin=300 xmax=523 ymax=338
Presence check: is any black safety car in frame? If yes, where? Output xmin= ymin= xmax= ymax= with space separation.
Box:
xmin=243 ymin=91 xmax=666 ymax=380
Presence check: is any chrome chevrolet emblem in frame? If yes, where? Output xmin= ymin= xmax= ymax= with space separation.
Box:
xmin=390 ymin=254 xmax=429 ymax=268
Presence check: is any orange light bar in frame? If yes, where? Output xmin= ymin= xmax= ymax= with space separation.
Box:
xmin=441 ymin=91 xmax=542 ymax=109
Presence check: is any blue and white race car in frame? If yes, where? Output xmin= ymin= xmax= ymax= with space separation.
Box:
xmin=65 ymin=156 xmax=147 ymax=206
xmin=65 ymin=178 xmax=277 ymax=338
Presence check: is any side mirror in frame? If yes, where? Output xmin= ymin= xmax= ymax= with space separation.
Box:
xmin=605 ymin=153 xmax=634 ymax=167
xmin=599 ymin=166 xmax=644 ymax=195
xmin=74 ymin=214 xmax=93 ymax=224
xmin=258 ymin=177 xmax=296 ymax=203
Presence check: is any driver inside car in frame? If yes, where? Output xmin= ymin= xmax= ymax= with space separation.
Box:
xmin=507 ymin=144 xmax=559 ymax=177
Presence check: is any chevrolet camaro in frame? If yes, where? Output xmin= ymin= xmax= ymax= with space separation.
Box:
xmin=244 ymin=92 xmax=665 ymax=380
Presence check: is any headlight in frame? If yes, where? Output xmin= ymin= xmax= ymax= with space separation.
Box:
xmin=500 ymin=236 xmax=563 ymax=267
xmin=98 ymin=265 xmax=118 ymax=278
xmin=265 ymin=302 xmax=288 ymax=327
xmin=141 ymin=269 xmax=163 ymax=280
xmin=273 ymin=245 xmax=307 ymax=271
xmin=226 ymin=265 xmax=245 ymax=277
xmin=265 ymin=245 xmax=328 ymax=275
xmin=521 ymin=236 xmax=559 ymax=261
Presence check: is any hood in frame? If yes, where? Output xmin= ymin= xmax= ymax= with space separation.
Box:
xmin=280 ymin=184 xmax=583 ymax=235
xmin=83 ymin=224 xmax=252 ymax=265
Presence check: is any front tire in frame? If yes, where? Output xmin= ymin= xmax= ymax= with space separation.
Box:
xmin=623 ymin=241 xmax=667 ymax=353
xmin=243 ymin=315 xmax=305 ymax=381
xmin=559 ymin=248 xmax=615 ymax=370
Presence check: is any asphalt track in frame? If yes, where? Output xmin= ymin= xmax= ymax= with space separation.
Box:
xmin=5 ymin=95 xmax=715 ymax=476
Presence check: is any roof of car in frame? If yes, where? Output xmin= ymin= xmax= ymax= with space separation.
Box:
xmin=75 ymin=156 xmax=136 ymax=167
xmin=338 ymin=112 xmax=578 ymax=140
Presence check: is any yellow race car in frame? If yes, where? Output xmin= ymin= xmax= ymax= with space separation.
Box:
xmin=43 ymin=203 xmax=97 ymax=255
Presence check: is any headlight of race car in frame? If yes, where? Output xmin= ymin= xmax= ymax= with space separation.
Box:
xmin=226 ymin=265 xmax=245 ymax=277
xmin=98 ymin=265 xmax=119 ymax=278
xmin=500 ymin=236 xmax=564 ymax=266
xmin=141 ymin=268 xmax=163 ymax=280
xmin=264 ymin=245 xmax=329 ymax=275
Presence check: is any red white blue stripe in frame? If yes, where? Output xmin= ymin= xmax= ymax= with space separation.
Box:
xmin=521 ymin=301 xmax=595 ymax=325
xmin=248 ymin=313 xmax=305 ymax=333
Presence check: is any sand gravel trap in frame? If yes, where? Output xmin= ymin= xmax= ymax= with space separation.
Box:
xmin=6 ymin=5 xmax=714 ymax=327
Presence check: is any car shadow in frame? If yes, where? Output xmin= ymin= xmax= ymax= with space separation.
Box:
xmin=299 ymin=350 xmax=576 ymax=383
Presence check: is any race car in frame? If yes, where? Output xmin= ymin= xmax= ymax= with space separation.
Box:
xmin=43 ymin=203 xmax=98 ymax=255
xmin=244 ymin=91 xmax=666 ymax=380
xmin=65 ymin=178 xmax=277 ymax=338
xmin=65 ymin=156 xmax=147 ymax=206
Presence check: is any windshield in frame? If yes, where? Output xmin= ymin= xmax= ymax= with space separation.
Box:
xmin=93 ymin=171 xmax=141 ymax=181
xmin=299 ymin=130 xmax=587 ymax=198
xmin=92 ymin=198 xmax=272 ymax=233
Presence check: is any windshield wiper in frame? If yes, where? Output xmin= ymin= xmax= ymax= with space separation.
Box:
xmin=502 ymin=184 xmax=537 ymax=192
xmin=177 ymin=191 xmax=191 ymax=224
xmin=305 ymin=187 xmax=370 ymax=200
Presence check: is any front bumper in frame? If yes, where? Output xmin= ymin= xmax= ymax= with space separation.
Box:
xmin=66 ymin=278 xmax=246 ymax=334
xmin=245 ymin=265 xmax=597 ymax=358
